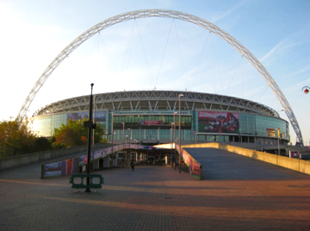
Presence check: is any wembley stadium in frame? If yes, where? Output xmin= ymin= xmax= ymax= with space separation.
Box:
xmin=17 ymin=9 xmax=304 ymax=147
xmin=33 ymin=90 xmax=290 ymax=146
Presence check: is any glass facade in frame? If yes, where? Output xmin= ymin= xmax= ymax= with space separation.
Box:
xmin=239 ymin=114 xmax=289 ymax=139
xmin=34 ymin=114 xmax=67 ymax=137
xmin=108 ymin=112 xmax=193 ymax=143
xmin=112 ymin=114 xmax=192 ymax=129
xmin=195 ymin=112 xmax=289 ymax=144
xmin=34 ymin=110 xmax=290 ymax=145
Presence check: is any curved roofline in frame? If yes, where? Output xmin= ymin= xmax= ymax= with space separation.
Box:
xmin=34 ymin=90 xmax=279 ymax=118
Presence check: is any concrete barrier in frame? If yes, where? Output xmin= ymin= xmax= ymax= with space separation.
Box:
xmin=180 ymin=147 xmax=203 ymax=180
xmin=183 ymin=142 xmax=310 ymax=176
xmin=300 ymin=160 xmax=310 ymax=175
xmin=0 ymin=143 xmax=112 ymax=170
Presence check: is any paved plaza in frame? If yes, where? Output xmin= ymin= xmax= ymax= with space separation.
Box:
xmin=0 ymin=148 xmax=310 ymax=230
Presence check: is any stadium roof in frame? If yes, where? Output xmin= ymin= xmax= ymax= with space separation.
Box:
xmin=34 ymin=90 xmax=279 ymax=118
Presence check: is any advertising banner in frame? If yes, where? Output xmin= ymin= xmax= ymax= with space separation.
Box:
xmin=67 ymin=111 xmax=106 ymax=123
xmin=102 ymin=148 xmax=110 ymax=158
xmin=66 ymin=159 xmax=74 ymax=175
xmin=67 ymin=112 xmax=89 ymax=121
xmin=95 ymin=111 xmax=106 ymax=122
xmin=266 ymin=128 xmax=276 ymax=137
xmin=193 ymin=162 xmax=200 ymax=176
xmin=44 ymin=158 xmax=77 ymax=177
xmin=179 ymin=146 xmax=202 ymax=180
xmin=140 ymin=120 xmax=163 ymax=126
xmin=79 ymin=154 xmax=88 ymax=166
xmin=113 ymin=115 xmax=192 ymax=129
xmin=114 ymin=146 xmax=120 ymax=152
xmin=94 ymin=150 xmax=103 ymax=160
xmin=289 ymin=151 xmax=299 ymax=158
xmin=44 ymin=161 xmax=63 ymax=177
xmin=183 ymin=150 xmax=191 ymax=166
xmin=198 ymin=111 xmax=239 ymax=133
xmin=42 ymin=144 xmax=170 ymax=178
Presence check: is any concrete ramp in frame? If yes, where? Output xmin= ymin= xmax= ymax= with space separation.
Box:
xmin=184 ymin=148 xmax=309 ymax=180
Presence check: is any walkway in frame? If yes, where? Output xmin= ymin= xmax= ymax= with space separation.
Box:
xmin=0 ymin=149 xmax=309 ymax=230
xmin=185 ymin=147 xmax=308 ymax=180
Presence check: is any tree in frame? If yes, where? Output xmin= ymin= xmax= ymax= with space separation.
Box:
xmin=34 ymin=137 xmax=51 ymax=152
xmin=94 ymin=123 xmax=106 ymax=143
xmin=0 ymin=119 xmax=36 ymax=157
xmin=52 ymin=119 xmax=106 ymax=148
xmin=55 ymin=127 xmax=82 ymax=147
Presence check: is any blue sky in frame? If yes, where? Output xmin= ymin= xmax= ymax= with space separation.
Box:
xmin=0 ymin=0 xmax=309 ymax=145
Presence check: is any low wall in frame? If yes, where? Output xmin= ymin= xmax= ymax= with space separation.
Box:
xmin=183 ymin=142 xmax=310 ymax=175
xmin=181 ymin=148 xmax=203 ymax=180
xmin=0 ymin=143 xmax=112 ymax=170
xmin=154 ymin=143 xmax=203 ymax=180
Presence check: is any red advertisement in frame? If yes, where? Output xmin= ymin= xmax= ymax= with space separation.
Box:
xmin=198 ymin=111 xmax=239 ymax=133
xmin=66 ymin=159 xmax=73 ymax=175
xmin=182 ymin=149 xmax=201 ymax=179
xmin=289 ymin=151 xmax=299 ymax=158
xmin=193 ymin=162 xmax=200 ymax=176
xmin=140 ymin=120 xmax=163 ymax=126
xmin=183 ymin=151 xmax=191 ymax=165
xmin=266 ymin=128 xmax=276 ymax=137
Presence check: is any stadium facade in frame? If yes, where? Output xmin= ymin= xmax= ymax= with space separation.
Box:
xmin=33 ymin=90 xmax=290 ymax=146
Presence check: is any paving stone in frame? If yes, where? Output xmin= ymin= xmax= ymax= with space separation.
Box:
xmin=0 ymin=148 xmax=310 ymax=230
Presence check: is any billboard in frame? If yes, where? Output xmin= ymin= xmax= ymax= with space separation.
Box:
xmin=41 ymin=144 xmax=171 ymax=178
xmin=289 ymin=151 xmax=299 ymax=158
xmin=266 ymin=128 xmax=276 ymax=137
xmin=43 ymin=158 xmax=77 ymax=177
xmin=114 ymin=121 xmax=191 ymax=129
xmin=67 ymin=112 xmax=89 ymax=121
xmin=140 ymin=120 xmax=164 ymax=126
xmin=67 ymin=111 xmax=106 ymax=123
xmin=177 ymin=145 xmax=202 ymax=180
xmin=198 ymin=111 xmax=239 ymax=133
xmin=95 ymin=111 xmax=106 ymax=122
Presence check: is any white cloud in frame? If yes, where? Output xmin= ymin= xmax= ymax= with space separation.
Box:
xmin=210 ymin=0 xmax=249 ymax=23
xmin=260 ymin=24 xmax=310 ymax=65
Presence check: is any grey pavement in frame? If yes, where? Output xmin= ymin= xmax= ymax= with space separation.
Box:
xmin=0 ymin=148 xmax=310 ymax=231
xmin=185 ymin=147 xmax=309 ymax=180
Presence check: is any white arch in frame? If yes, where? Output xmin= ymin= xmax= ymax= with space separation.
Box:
xmin=18 ymin=9 xmax=303 ymax=145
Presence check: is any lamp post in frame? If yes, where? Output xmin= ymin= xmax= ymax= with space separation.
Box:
xmin=85 ymin=83 xmax=95 ymax=192
xmin=121 ymin=122 xmax=125 ymax=149
xmin=111 ymin=112 xmax=114 ymax=169
xmin=92 ymin=95 xmax=96 ymax=172
xmin=170 ymin=122 xmax=174 ymax=167
xmin=158 ymin=127 xmax=160 ymax=141
xmin=170 ymin=125 xmax=173 ymax=144
xmin=173 ymin=111 xmax=177 ymax=170
xmin=178 ymin=94 xmax=183 ymax=173
xmin=276 ymin=128 xmax=280 ymax=155
xmin=128 ymin=128 xmax=131 ymax=146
